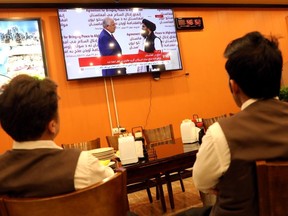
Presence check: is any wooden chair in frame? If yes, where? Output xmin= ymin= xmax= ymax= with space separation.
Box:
xmin=202 ymin=114 xmax=228 ymax=131
xmin=0 ymin=169 xmax=129 ymax=216
xmin=62 ymin=138 xmax=100 ymax=150
xmin=106 ymin=135 xmax=119 ymax=151
xmin=143 ymin=124 xmax=186 ymax=210
xmin=143 ymin=124 xmax=175 ymax=161
xmin=143 ymin=124 xmax=175 ymax=149
xmin=256 ymin=160 xmax=288 ymax=216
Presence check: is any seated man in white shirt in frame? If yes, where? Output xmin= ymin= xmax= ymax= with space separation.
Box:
xmin=177 ymin=31 xmax=288 ymax=216
xmin=0 ymin=74 xmax=114 ymax=198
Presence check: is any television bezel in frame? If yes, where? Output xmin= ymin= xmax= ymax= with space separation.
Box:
xmin=57 ymin=7 xmax=183 ymax=81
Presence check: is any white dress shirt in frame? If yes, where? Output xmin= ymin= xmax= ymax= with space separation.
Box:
xmin=13 ymin=140 xmax=114 ymax=190
xmin=193 ymin=99 xmax=257 ymax=193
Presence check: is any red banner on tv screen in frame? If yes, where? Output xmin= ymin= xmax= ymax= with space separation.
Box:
xmin=78 ymin=52 xmax=170 ymax=67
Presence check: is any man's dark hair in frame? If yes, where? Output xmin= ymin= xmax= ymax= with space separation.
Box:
xmin=224 ymin=31 xmax=283 ymax=99
xmin=0 ymin=74 xmax=58 ymax=141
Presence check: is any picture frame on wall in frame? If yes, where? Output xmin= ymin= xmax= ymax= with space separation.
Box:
xmin=0 ymin=18 xmax=48 ymax=88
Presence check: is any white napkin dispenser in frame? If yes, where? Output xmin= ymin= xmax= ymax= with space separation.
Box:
xmin=118 ymin=135 xmax=139 ymax=165
xmin=180 ymin=119 xmax=200 ymax=143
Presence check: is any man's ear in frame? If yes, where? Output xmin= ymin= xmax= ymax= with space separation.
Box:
xmin=229 ymin=79 xmax=240 ymax=94
xmin=229 ymin=79 xmax=245 ymax=107
xmin=47 ymin=119 xmax=57 ymax=135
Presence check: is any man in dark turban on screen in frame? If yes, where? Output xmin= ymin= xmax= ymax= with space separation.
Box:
xmin=138 ymin=19 xmax=166 ymax=73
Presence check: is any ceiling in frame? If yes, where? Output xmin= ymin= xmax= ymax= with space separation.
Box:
xmin=1 ymin=0 xmax=288 ymax=6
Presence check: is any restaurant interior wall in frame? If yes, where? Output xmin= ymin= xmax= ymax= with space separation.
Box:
xmin=1 ymin=7 xmax=288 ymax=154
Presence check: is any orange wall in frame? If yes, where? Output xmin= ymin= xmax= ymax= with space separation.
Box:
xmin=1 ymin=7 xmax=288 ymax=153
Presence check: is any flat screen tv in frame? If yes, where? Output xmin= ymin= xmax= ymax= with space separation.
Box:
xmin=0 ymin=18 xmax=48 ymax=88
xmin=57 ymin=8 xmax=182 ymax=80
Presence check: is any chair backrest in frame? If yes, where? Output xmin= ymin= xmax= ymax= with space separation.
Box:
xmin=62 ymin=138 xmax=100 ymax=150
xmin=143 ymin=124 xmax=175 ymax=148
xmin=202 ymin=114 xmax=227 ymax=131
xmin=0 ymin=169 xmax=129 ymax=216
xmin=106 ymin=135 xmax=119 ymax=151
xmin=256 ymin=160 xmax=288 ymax=216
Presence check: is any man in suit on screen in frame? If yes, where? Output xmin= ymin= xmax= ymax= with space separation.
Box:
xmin=98 ymin=17 xmax=126 ymax=77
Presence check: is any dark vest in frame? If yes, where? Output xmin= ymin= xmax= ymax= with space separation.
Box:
xmin=211 ymin=99 xmax=288 ymax=216
xmin=144 ymin=33 xmax=158 ymax=53
xmin=0 ymin=148 xmax=81 ymax=198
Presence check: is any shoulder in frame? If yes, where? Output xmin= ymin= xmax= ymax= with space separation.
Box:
xmin=99 ymin=30 xmax=108 ymax=38
xmin=206 ymin=122 xmax=227 ymax=146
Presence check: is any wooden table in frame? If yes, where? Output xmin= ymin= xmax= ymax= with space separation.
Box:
xmin=124 ymin=150 xmax=198 ymax=212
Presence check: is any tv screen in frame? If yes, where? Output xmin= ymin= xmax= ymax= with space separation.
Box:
xmin=0 ymin=18 xmax=48 ymax=87
xmin=57 ymin=8 xmax=182 ymax=80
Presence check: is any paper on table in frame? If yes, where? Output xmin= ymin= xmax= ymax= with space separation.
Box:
xmin=135 ymin=140 xmax=144 ymax=158
xmin=118 ymin=135 xmax=138 ymax=165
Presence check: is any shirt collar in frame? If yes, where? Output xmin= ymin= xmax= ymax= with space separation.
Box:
xmin=13 ymin=140 xmax=63 ymax=150
xmin=241 ymin=98 xmax=257 ymax=110
xmin=241 ymin=97 xmax=279 ymax=110
xmin=104 ymin=29 xmax=112 ymax=36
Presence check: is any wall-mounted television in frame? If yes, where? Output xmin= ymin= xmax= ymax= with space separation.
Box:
xmin=57 ymin=8 xmax=183 ymax=80
xmin=0 ymin=18 xmax=48 ymax=87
